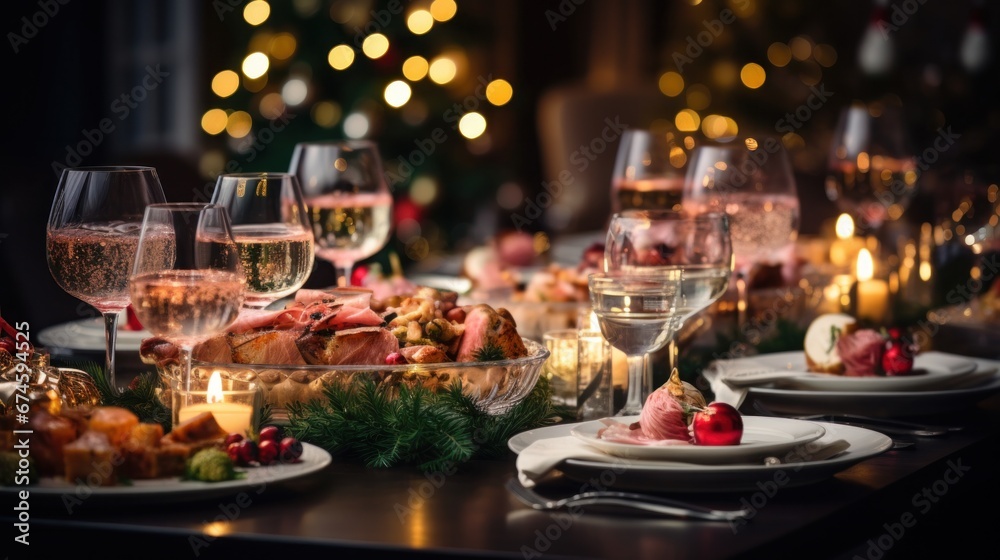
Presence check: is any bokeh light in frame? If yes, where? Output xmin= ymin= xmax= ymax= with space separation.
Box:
xmin=343 ymin=112 xmax=370 ymax=138
xmin=407 ymin=9 xmax=434 ymax=34
xmin=259 ymin=92 xmax=286 ymax=119
xmin=211 ymin=70 xmax=240 ymax=98
xmin=658 ymin=71 xmax=684 ymax=97
xmin=362 ymin=33 xmax=390 ymax=59
xmin=486 ymin=79 xmax=513 ymax=106
xmin=328 ymin=45 xmax=355 ymax=70
xmin=269 ymin=33 xmax=297 ymax=60
xmin=312 ymin=101 xmax=342 ymax=128
xmin=675 ymin=109 xmax=700 ymax=132
xmin=282 ymin=78 xmax=308 ymax=106
xmin=201 ymin=109 xmax=228 ymax=135
xmin=430 ymin=0 xmax=457 ymax=22
xmin=384 ymin=80 xmax=412 ymax=108
xmin=458 ymin=112 xmax=487 ymax=139
xmin=429 ymin=56 xmax=457 ymax=84
xmin=243 ymin=0 xmax=270 ymax=26
xmin=740 ymin=63 xmax=766 ymax=89
xmin=767 ymin=42 xmax=791 ymax=67
xmin=402 ymin=56 xmax=429 ymax=81
xmin=411 ymin=176 xmax=439 ymax=206
xmin=242 ymin=52 xmax=269 ymax=79
xmin=226 ymin=111 xmax=253 ymax=138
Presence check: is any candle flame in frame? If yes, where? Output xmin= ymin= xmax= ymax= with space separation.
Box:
xmin=207 ymin=371 xmax=223 ymax=404
xmin=835 ymin=214 xmax=855 ymax=240
xmin=857 ymin=248 xmax=874 ymax=282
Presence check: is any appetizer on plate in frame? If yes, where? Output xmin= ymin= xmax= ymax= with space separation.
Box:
xmin=804 ymin=313 xmax=920 ymax=377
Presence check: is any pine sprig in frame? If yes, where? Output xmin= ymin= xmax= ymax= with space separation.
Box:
xmin=285 ymin=374 xmax=565 ymax=471
xmin=74 ymin=360 xmax=172 ymax=430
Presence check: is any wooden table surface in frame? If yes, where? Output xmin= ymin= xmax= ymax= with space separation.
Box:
xmin=6 ymin=391 xmax=1000 ymax=560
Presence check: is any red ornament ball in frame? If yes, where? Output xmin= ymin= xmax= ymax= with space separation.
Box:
xmin=691 ymin=402 xmax=744 ymax=446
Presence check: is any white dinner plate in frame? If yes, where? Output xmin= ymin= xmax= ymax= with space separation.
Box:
xmin=1 ymin=443 xmax=331 ymax=506
xmin=37 ymin=317 xmax=150 ymax=352
xmin=569 ymin=416 xmax=826 ymax=463
xmin=745 ymin=357 xmax=1000 ymax=417
xmin=509 ymin=422 xmax=892 ymax=493
xmin=742 ymin=351 xmax=979 ymax=392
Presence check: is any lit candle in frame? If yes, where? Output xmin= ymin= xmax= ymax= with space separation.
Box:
xmin=854 ymin=248 xmax=889 ymax=323
xmin=177 ymin=371 xmax=254 ymax=435
xmin=830 ymin=214 xmax=864 ymax=268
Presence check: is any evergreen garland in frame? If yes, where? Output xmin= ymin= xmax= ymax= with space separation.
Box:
xmin=286 ymin=375 xmax=571 ymax=472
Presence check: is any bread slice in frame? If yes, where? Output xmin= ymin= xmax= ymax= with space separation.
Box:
xmin=804 ymin=313 xmax=857 ymax=374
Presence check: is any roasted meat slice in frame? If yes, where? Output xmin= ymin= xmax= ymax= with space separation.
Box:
xmin=399 ymin=345 xmax=450 ymax=364
xmin=228 ymin=330 xmax=307 ymax=365
xmin=454 ymin=304 xmax=527 ymax=362
xmin=296 ymin=326 xmax=400 ymax=365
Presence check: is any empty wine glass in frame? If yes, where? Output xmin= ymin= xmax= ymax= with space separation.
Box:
xmin=289 ymin=140 xmax=393 ymax=287
xmin=46 ymin=166 xmax=166 ymax=385
xmin=683 ymin=139 xmax=800 ymax=328
xmin=211 ymin=172 xmax=314 ymax=310
xmin=129 ymin=203 xmax=245 ymax=389
xmin=610 ymin=128 xmax=688 ymax=214
xmin=826 ymin=101 xmax=918 ymax=237
xmin=594 ymin=210 xmax=732 ymax=416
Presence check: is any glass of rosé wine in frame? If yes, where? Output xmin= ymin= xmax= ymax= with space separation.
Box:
xmin=610 ymin=128 xmax=688 ymax=215
xmin=46 ymin=166 xmax=166 ymax=385
xmin=211 ymin=172 xmax=314 ymax=310
xmin=128 ymin=203 xmax=246 ymax=390
xmin=289 ymin=140 xmax=393 ymax=288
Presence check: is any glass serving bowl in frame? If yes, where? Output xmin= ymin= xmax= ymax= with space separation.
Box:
xmin=156 ymin=338 xmax=549 ymax=420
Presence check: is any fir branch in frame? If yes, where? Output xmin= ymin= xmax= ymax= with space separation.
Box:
xmin=73 ymin=360 xmax=172 ymax=430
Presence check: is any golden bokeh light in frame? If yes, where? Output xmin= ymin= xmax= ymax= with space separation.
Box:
xmin=658 ymin=71 xmax=684 ymax=97
xmin=226 ymin=110 xmax=253 ymax=138
xmin=767 ymin=42 xmax=791 ymax=67
xmin=428 ymin=56 xmax=457 ymax=84
xmin=259 ymin=92 xmax=286 ymax=119
xmin=410 ymin=176 xmax=439 ymax=206
xmin=311 ymin=101 xmax=342 ymax=128
xmin=486 ymin=79 xmax=513 ymax=106
xmin=675 ymin=109 xmax=700 ymax=132
xmin=384 ymin=80 xmax=412 ymax=108
xmin=710 ymin=60 xmax=738 ymax=88
xmin=790 ymin=36 xmax=813 ymax=61
xmin=243 ymin=0 xmax=270 ymax=26
xmin=430 ymin=0 xmax=457 ymax=22
xmin=402 ymin=56 xmax=429 ymax=81
xmin=328 ymin=45 xmax=355 ymax=70
xmin=211 ymin=70 xmax=240 ymax=98
xmin=458 ymin=112 xmax=487 ymax=139
xmin=740 ymin=63 xmax=766 ymax=89
xmin=702 ymin=115 xmax=738 ymax=140
xmin=242 ymin=52 xmax=270 ymax=79
xmin=362 ymin=33 xmax=390 ymax=59
xmin=813 ymin=43 xmax=838 ymax=67
xmin=686 ymin=84 xmax=711 ymax=110
xmin=269 ymin=33 xmax=297 ymax=60
xmin=201 ymin=109 xmax=228 ymax=135
xmin=407 ymin=9 xmax=434 ymax=34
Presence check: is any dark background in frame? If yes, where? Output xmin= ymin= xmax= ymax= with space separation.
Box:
xmin=2 ymin=0 xmax=999 ymax=333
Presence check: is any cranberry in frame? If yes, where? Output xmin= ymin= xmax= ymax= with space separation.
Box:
xmin=227 ymin=442 xmax=243 ymax=465
xmin=236 ymin=440 xmax=258 ymax=465
xmin=279 ymin=437 xmax=303 ymax=463
xmin=258 ymin=425 xmax=282 ymax=443
xmin=258 ymin=439 xmax=279 ymax=465
xmin=224 ymin=433 xmax=244 ymax=447
xmin=385 ymin=352 xmax=408 ymax=365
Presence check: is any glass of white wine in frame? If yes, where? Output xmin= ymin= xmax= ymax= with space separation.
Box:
xmin=610 ymin=128 xmax=688 ymax=214
xmin=289 ymin=140 xmax=393 ymax=288
xmin=129 ymin=203 xmax=246 ymax=389
xmin=211 ymin=172 xmax=314 ymax=310
xmin=593 ymin=210 xmax=732 ymax=416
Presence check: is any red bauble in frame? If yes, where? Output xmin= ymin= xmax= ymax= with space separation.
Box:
xmin=691 ymin=402 xmax=744 ymax=446
xmin=882 ymin=338 xmax=915 ymax=376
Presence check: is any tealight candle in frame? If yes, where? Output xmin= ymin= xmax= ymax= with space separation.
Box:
xmin=829 ymin=214 xmax=865 ymax=268
xmin=172 ymin=370 xmax=257 ymax=435
xmin=854 ymin=248 xmax=889 ymax=323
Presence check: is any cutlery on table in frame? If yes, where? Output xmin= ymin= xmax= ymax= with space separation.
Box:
xmin=505 ymin=478 xmax=751 ymax=522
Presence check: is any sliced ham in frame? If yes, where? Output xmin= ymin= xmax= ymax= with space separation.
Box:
xmin=296 ymin=327 xmax=400 ymax=365
xmin=229 ymin=330 xmax=307 ymax=365
xmin=309 ymin=305 xmax=384 ymax=331
xmin=596 ymin=419 xmax=692 ymax=446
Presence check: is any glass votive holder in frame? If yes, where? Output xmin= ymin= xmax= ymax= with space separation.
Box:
xmin=543 ymin=329 xmax=580 ymax=409
xmin=170 ymin=369 xmax=261 ymax=436
xmin=577 ymin=329 xmax=613 ymax=421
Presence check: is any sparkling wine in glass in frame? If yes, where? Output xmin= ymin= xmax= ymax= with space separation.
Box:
xmin=46 ymin=166 xmax=166 ymax=385
xmin=129 ymin=203 xmax=245 ymax=389
xmin=684 ymin=139 xmax=799 ymax=327
xmin=289 ymin=140 xmax=393 ymax=287
xmin=611 ymin=128 xmax=688 ymax=214
xmin=826 ymin=101 xmax=918 ymax=236
xmin=211 ymin=172 xmax=314 ymax=310
xmin=596 ymin=210 xmax=732 ymax=416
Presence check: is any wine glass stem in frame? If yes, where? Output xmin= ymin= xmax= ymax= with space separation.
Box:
xmin=178 ymin=344 xmax=194 ymax=392
xmin=619 ymin=353 xmax=651 ymax=416
xmin=102 ymin=311 xmax=119 ymax=392
xmin=335 ymin=263 xmax=353 ymax=287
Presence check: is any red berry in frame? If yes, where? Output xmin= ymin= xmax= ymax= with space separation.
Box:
xmin=279 ymin=437 xmax=303 ymax=463
xmin=259 ymin=425 xmax=282 ymax=443
xmin=691 ymin=402 xmax=744 ymax=446
xmin=385 ymin=352 xmax=407 ymax=365
xmin=258 ymin=439 xmax=279 ymax=465
xmin=236 ymin=440 xmax=258 ymax=465
xmin=227 ymin=442 xmax=243 ymax=464
xmin=882 ymin=340 xmax=915 ymax=376
xmin=224 ymin=433 xmax=244 ymax=447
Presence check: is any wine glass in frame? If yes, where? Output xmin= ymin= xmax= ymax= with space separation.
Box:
xmin=610 ymin=128 xmax=688 ymax=214
xmin=826 ymin=101 xmax=918 ymax=238
xmin=128 ymin=203 xmax=245 ymax=390
xmin=211 ymin=172 xmax=314 ymax=310
xmin=594 ymin=210 xmax=733 ymax=416
xmin=46 ymin=166 xmax=166 ymax=386
xmin=683 ymin=139 xmax=800 ymax=328
xmin=289 ymin=140 xmax=393 ymax=287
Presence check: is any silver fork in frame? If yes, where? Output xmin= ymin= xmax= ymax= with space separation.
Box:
xmin=505 ymin=478 xmax=751 ymax=522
